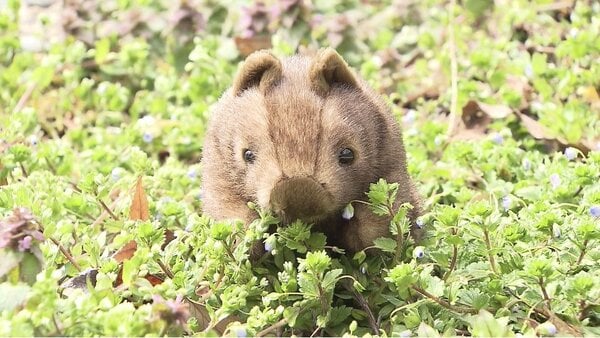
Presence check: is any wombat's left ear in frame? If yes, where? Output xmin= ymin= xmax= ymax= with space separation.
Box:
xmin=309 ymin=48 xmax=357 ymax=95
xmin=233 ymin=50 xmax=282 ymax=96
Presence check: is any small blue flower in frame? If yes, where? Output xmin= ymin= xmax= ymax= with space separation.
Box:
xmin=522 ymin=158 xmax=531 ymax=171
xmin=564 ymin=147 xmax=577 ymax=161
xmin=502 ymin=196 xmax=511 ymax=211
xmin=399 ymin=329 xmax=412 ymax=338
xmin=28 ymin=135 xmax=38 ymax=146
xmin=342 ymin=203 xmax=354 ymax=220
xmin=234 ymin=328 xmax=247 ymax=338
xmin=491 ymin=132 xmax=504 ymax=145
xmin=552 ymin=224 xmax=561 ymax=238
xmin=360 ymin=265 xmax=367 ymax=274
xmin=142 ymin=132 xmax=154 ymax=143
xmin=590 ymin=205 xmax=600 ymax=218
xmin=536 ymin=321 xmax=557 ymax=336
xmin=111 ymin=167 xmax=124 ymax=181
xmin=549 ymin=174 xmax=561 ymax=190
xmin=402 ymin=109 xmax=417 ymax=124
xmin=416 ymin=218 xmax=425 ymax=229
xmin=187 ymin=169 xmax=197 ymax=179
xmin=524 ymin=64 xmax=533 ymax=78
xmin=264 ymin=241 xmax=274 ymax=253
xmin=413 ymin=246 xmax=425 ymax=259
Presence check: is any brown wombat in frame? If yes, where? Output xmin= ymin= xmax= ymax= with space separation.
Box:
xmin=201 ymin=48 xmax=422 ymax=255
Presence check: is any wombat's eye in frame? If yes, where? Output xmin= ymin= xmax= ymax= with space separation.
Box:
xmin=338 ymin=148 xmax=354 ymax=165
xmin=243 ymin=149 xmax=256 ymax=163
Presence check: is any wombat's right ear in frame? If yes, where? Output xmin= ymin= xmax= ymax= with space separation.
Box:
xmin=233 ymin=50 xmax=282 ymax=96
xmin=309 ymin=48 xmax=357 ymax=96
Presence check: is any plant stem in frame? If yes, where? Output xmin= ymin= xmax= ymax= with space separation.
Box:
xmin=19 ymin=162 xmax=28 ymax=178
xmin=411 ymin=286 xmax=477 ymax=314
xmin=13 ymin=82 xmax=36 ymax=114
xmin=156 ymin=258 xmax=174 ymax=279
xmin=576 ymin=239 xmax=588 ymax=265
xmin=539 ymin=277 xmax=552 ymax=310
xmin=257 ymin=319 xmax=287 ymax=337
xmin=49 ymin=236 xmax=82 ymax=272
xmin=342 ymin=279 xmax=379 ymax=334
xmin=444 ymin=244 xmax=458 ymax=281
xmin=483 ymin=229 xmax=498 ymax=274
xmin=394 ymin=223 xmax=404 ymax=263
xmin=98 ymin=199 xmax=118 ymax=220
xmin=44 ymin=157 xmax=57 ymax=174
xmin=445 ymin=0 xmax=459 ymax=137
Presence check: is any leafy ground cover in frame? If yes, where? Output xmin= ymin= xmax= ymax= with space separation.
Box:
xmin=1 ymin=0 xmax=599 ymax=336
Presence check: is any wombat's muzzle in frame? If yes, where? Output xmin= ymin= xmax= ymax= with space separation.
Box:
xmin=269 ymin=177 xmax=335 ymax=222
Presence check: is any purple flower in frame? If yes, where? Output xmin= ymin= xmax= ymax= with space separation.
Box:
xmin=143 ymin=132 xmax=154 ymax=143
xmin=549 ymin=174 xmax=561 ymax=189
xmin=522 ymin=158 xmax=531 ymax=171
xmin=590 ymin=205 xmax=600 ymax=218
xmin=152 ymin=294 xmax=190 ymax=326
xmin=18 ymin=235 xmax=33 ymax=251
xmin=502 ymin=196 xmax=511 ymax=211
xmin=491 ymin=133 xmax=504 ymax=145
xmin=0 ymin=208 xmax=42 ymax=251
xmin=564 ymin=147 xmax=577 ymax=160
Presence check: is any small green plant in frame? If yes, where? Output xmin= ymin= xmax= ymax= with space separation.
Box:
xmin=1 ymin=0 xmax=599 ymax=336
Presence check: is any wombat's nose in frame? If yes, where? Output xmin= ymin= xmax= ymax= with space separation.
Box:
xmin=270 ymin=177 xmax=334 ymax=221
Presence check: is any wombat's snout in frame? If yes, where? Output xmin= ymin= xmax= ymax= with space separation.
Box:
xmin=270 ymin=177 xmax=335 ymax=222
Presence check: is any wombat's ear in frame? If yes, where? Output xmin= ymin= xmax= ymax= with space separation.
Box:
xmin=309 ymin=48 xmax=357 ymax=95
xmin=233 ymin=50 xmax=282 ymax=96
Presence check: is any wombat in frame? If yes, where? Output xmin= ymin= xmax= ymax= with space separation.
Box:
xmin=201 ymin=48 xmax=422 ymax=255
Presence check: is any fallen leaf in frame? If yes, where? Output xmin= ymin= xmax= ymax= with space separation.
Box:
xmin=234 ymin=35 xmax=272 ymax=57
xmin=476 ymin=102 xmax=512 ymax=118
xmin=450 ymin=100 xmax=513 ymax=141
xmin=113 ymin=240 xmax=137 ymax=263
xmin=187 ymin=299 xmax=236 ymax=334
xmin=515 ymin=111 xmax=547 ymax=139
xmin=130 ymin=176 xmax=149 ymax=221
xmin=60 ymin=268 xmax=99 ymax=291
xmin=515 ymin=111 xmax=593 ymax=153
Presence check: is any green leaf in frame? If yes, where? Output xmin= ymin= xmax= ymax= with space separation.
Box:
xmin=468 ymin=310 xmax=513 ymax=337
xmin=0 ymin=249 xmax=23 ymax=279
xmin=373 ymin=237 xmax=397 ymax=253
xmin=0 ymin=283 xmax=30 ymax=312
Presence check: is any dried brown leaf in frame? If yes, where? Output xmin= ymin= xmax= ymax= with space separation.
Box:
xmin=113 ymin=240 xmax=137 ymax=263
xmin=130 ymin=176 xmax=149 ymax=221
xmin=234 ymin=35 xmax=272 ymax=57
xmin=450 ymin=100 xmax=513 ymax=141
xmin=515 ymin=112 xmax=547 ymax=139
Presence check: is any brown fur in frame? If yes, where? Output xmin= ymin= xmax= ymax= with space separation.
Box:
xmin=201 ymin=48 xmax=422 ymax=255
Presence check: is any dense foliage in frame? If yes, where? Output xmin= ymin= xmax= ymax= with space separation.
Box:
xmin=1 ymin=0 xmax=599 ymax=336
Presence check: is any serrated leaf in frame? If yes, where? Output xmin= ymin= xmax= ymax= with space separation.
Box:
xmin=373 ymin=237 xmax=397 ymax=253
